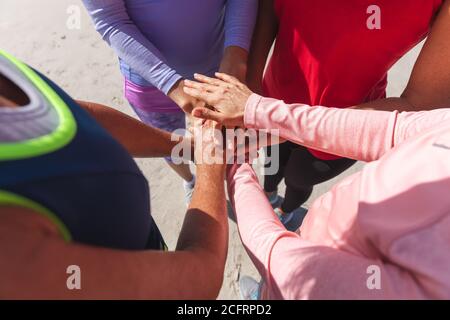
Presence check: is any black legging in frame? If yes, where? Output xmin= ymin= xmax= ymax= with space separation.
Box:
xmin=264 ymin=142 xmax=356 ymax=212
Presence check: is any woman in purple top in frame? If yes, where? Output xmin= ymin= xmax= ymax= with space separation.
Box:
xmin=82 ymin=0 xmax=258 ymax=203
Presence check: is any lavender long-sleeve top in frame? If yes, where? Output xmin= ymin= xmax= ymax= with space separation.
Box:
xmin=82 ymin=0 xmax=258 ymax=95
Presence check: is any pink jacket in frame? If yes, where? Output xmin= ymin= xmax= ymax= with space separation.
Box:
xmin=227 ymin=94 xmax=450 ymax=299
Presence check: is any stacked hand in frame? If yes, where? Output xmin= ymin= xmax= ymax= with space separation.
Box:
xmin=184 ymin=73 xmax=286 ymax=150
xmin=183 ymin=73 xmax=253 ymax=128
xmin=191 ymin=117 xmax=264 ymax=168
xmin=168 ymin=79 xmax=206 ymax=114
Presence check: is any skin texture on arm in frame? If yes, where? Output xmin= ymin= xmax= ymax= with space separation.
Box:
xmin=0 ymin=134 xmax=227 ymax=299
xmin=219 ymin=46 xmax=249 ymax=83
xmin=246 ymin=0 xmax=278 ymax=94
xmin=76 ymin=100 xmax=192 ymax=159
xmin=176 ymin=164 xmax=228 ymax=278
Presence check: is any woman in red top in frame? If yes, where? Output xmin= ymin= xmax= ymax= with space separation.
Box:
xmin=246 ymin=0 xmax=449 ymax=229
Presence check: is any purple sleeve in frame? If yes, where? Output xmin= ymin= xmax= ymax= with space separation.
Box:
xmin=224 ymin=0 xmax=258 ymax=51
xmin=82 ymin=0 xmax=182 ymax=94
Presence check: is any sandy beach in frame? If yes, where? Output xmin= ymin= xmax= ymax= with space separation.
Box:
xmin=0 ymin=0 xmax=423 ymax=299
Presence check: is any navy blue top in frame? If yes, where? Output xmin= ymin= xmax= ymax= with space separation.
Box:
xmin=0 ymin=68 xmax=166 ymax=251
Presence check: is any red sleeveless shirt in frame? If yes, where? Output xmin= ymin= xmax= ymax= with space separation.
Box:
xmin=263 ymin=0 xmax=443 ymax=159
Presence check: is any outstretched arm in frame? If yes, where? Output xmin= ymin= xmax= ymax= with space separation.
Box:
xmin=77 ymin=100 xmax=191 ymax=159
xmin=183 ymin=73 xmax=450 ymax=162
xmin=0 ymin=142 xmax=227 ymax=299
xmin=227 ymin=163 xmax=426 ymax=299
xmin=243 ymin=95 xmax=450 ymax=162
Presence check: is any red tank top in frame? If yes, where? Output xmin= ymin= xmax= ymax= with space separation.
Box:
xmin=263 ymin=0 xmax=443 ymax=160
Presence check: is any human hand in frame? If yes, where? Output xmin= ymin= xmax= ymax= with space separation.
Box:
xmin=191 ymin=118 xmax=227 ymax=174
xmin=183 ymin=73 xmax=253 ymax=128
xmin=168 ymin=79 xmax=205 ymax=114
xmin=191 ymin=121 xmax=284 ymax=173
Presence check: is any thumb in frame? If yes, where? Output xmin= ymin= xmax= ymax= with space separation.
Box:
xmin=192 ymin=107 xmax=225 ymax=124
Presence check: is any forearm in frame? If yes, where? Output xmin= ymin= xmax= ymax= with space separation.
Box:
xmin=1 ymin=205 xmax=223 ymax=299
xmin=244 ymin=95 xmax=398 ymax=162
xmin=78 ymin=101 xmax=186 ymax=158
xmin=226 ymin=165 xmax=420 ymax=299
xmin=176 ymin=165 xmax=228 ymax=285
xmin=227 ymin=164 xmax=288 ymax=277
xmin=245 ymin=95 xmax=450 ymax=162
xmin=219 ymin=46 xmax=249 ymax=82
xmin=246 ymin=0 xmax=278 ymax=93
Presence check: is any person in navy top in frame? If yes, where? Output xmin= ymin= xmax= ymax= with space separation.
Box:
xmin=0 ymin=52 xmax=229 ymax=299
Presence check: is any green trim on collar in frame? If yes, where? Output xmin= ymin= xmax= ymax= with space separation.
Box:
xmin=0 ymin=50 xmax=77 ymax=161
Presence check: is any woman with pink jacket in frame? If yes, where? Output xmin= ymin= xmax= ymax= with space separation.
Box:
xmin=184 ymin=73 xmax=450 ymax=299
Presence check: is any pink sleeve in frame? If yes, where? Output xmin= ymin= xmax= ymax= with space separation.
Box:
xmin=244 ymin=94 xmax=450 ymax=162
xmin=227 ymin=164 xmax=427 ymax=299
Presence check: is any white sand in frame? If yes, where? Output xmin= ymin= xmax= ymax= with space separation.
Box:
xmin=0 ymin=0 xmax=421 ymax=299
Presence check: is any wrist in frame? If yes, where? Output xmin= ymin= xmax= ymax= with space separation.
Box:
xmin=168 ymin=79 xmax=186 ymax=102
xmin=168 ymin=79 xmax=196 ymax=112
